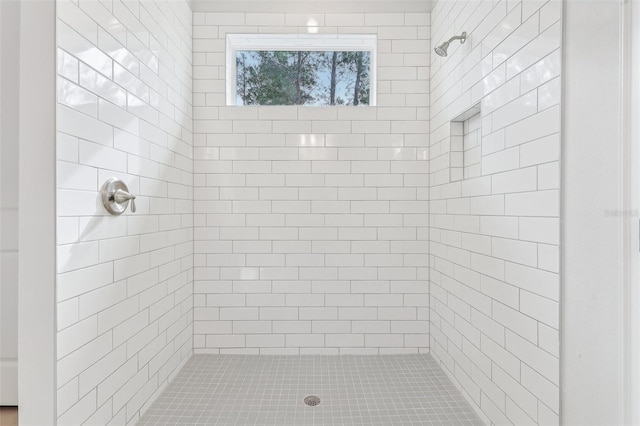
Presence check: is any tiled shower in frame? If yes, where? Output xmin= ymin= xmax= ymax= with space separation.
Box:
xmin=52 ymin=0 xmax=561 ymax=425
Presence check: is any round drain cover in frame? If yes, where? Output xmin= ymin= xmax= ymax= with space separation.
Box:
xmin=304 ymin=395 xmax=321 ymax=407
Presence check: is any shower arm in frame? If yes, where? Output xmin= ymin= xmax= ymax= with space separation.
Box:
xmin=446 ymin=32 xmax=467 ymax=45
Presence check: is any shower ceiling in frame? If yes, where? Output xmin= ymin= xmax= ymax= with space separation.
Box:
xmin=190 ymin=0 xmax=436 ymax=13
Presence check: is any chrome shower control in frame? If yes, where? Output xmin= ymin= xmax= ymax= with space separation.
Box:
xmin=101 ymin=178 xmax=136 ymax=215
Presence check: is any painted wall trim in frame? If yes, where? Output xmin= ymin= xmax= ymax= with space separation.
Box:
xmin=0 ymin=0 xmax=20 ymax=406
xmin=17 ymin=1 xmax=56 ymax=424
xmin=562 ymin=0 xmax=625 ymax=424
xmin=623 ymin=0 xmax=640 ymax=423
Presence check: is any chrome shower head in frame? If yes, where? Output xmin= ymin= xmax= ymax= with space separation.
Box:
xmin=434 ymin=41 xmax=450 ymax=57
xmin=434 ymin=31 xmax=467 ymax=57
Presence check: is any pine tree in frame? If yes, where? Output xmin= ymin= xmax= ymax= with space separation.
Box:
xmin=236 ymin=50 xmax=369 ymax=106
xmin=329 ymin=51 xmax=338 ymax=105
xmin=351 ymin=52 xmax=370 ymax=106
xmin=236 ymin=52 xmax=250 ymax=105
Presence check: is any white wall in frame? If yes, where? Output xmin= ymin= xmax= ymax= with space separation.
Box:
xmin=192 ymin=7 xmax=431 ymax=354
xmin=18 ymin=1 xmax=57 ymax=424
xmin=429 ymin=0 xmax=561 ymax=424
xmin=0 ymin=0 xmax=20 ymax=407
xmin=562 ymin=0 xmax=626 ymax=424
xmin=55 ymin=0 xmax=194 ymax=423
xmin=627 ymin=1 xmax=640 ymax=423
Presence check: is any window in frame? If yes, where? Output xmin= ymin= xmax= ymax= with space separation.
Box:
xmin=226 ymin=34 xmax=377 ymax=106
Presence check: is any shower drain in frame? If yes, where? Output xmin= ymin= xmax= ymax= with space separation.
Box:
xmin=303 ymin=395 xmax=321 ymax=407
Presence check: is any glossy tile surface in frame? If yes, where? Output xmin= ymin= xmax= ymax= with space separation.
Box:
xmin=140 ymin=354 xmax=483 ymax=426
xmin=429 ymin=0 xmax=562 ymax=424
xmin=192 ymin=11 xmax=431 ymax=356
xmin=55 ymin=0 xmax=194 ymax=424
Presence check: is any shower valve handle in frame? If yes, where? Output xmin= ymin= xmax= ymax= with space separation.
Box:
xmin=101 ymin=178 xmax=137 ymax=215
xmin=113 ymin=189 xmax=136 ymax=213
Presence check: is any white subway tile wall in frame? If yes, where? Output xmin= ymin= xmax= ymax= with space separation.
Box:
xmin=429 ymin=1 xmax=561 ymax=425
xmin=193 ymin=12 xmax=430 ymax=355
xmin=55 ymin=0 xmax=193 ymax=424
xmin=51 ymin=1 xmax=563 ymax=424
xmin=463 ymin=113 xmax=482 ymax=179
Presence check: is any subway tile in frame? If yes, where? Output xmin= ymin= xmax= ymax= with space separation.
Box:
xmin=59 ymin=106 xmax=114 ymax=147
xmin=58 ymin=78 xmax=99 ymax=118
xmin=58 ymin=48 xmax=79 ymax=83
xmin=505 ymin=190 xmax=559 ymax=217
xmin=54 ymin=3 xmax=560 ymax=423
xmin=98 ymin=99 xmax=140 ymax=135
xmin=492 ymin=366 xmax=538 ymax=420
xmin=520 ymin=291 xmax=559 ymax=328
xmin=58 ymin=20 xmax=112 ymax=78
xmin=481 ymin=147 xmax=519 ymax=175
xmin=505 ymin=105 xmax=560 ymax=148
xmin=326 ymin=334 xmax=365 ymax=347
xmin=493 ymin=301 xmax=538 ymax=343
xmin=286 ymin=334 xmax=324 ymax=347
xmin=506 ymin=22 xmax=560 ymax=80
xmin=506 ymin=330 xmax=559 ymax=385
xmin=492 ymin=237 xmax=538 ymax=267
xmin=244 ymin=13 xmax=285 ymax=27
xmin=325 ymin=13 xmax=365 ymax=26
xmin=365 ymin=13 xmax=405 ymax=26
xmin=365 ymin=334 xmax=404 ymax=347
xmin=492 ymin=12 xmax=539 ymax=66
xmin=519 ymin=133 xmax=560 ymax=167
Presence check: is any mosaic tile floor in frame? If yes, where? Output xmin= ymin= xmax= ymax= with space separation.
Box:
xmin=139 ymin=355 xmax=484 ymax=426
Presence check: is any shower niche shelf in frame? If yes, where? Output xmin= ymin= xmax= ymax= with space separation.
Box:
xmin=449 ymin=103 xmax=481 ymax=182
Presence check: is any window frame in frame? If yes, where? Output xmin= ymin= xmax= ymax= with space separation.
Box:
xmin=226 ymin=33 xmax=378 ymax=107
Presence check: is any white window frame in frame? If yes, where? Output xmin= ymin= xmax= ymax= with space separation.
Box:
xmin=226 ymin=33 xmax=377 ymax=106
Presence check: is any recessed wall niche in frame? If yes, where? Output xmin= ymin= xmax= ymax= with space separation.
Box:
xmin=449 ymin=104 xmax=481 ymax=182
